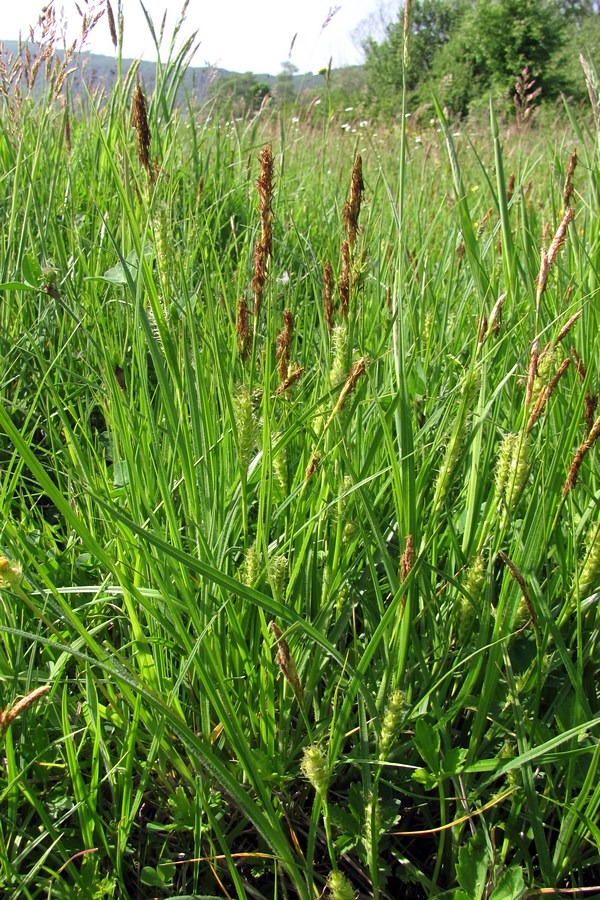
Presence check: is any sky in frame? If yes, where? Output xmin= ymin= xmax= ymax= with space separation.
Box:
xmin=1 ymin=0 xmax=387 ymax=76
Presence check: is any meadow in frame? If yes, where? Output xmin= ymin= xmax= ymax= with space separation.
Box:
xmin=0 ymin=30 xmax=599 ymax=900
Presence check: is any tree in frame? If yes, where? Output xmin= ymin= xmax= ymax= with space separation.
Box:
xmin=363 ymin=0 xmax=467 ymax=109
xmin=363 ymin=0 xmax=578 ymax=117
xmin=208 ymin=72 xmax=270 ymax=116
xmin=473 ymin=0 xmax=565 ymax=97
xmin=273 ymin=61 xmax=299 ymax=106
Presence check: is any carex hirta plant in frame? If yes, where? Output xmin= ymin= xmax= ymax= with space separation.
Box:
xmin=0 ymin=10 xmax=599 ymax=899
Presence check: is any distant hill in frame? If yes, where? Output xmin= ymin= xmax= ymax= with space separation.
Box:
xmin=0 ymin=40 xmax=331 ymax=102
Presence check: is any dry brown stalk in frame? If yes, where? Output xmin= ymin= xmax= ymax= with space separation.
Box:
xmin=401 ymin=535 xmax=414 ymax=582
xmin=106 ymin=0 xmax=118 ymax=48
xmin=323 ymin=261 xmax=334 ymax=333
xmin=63 ymin=102 xmax=72 ymax=153
xmin=478 ymin=315 xmax=488 ymax=347
xmin=488 ymin=291 xmax=506 ymax=337
xmin=326 ymin=357 xmax=367 ymax=428
xmin=343 ymin=153 xmax=364 ymax=250
xmin=275 ymin=366 xmax=304 ymax=395
xmin=555 ymin=310 xmax=582 ymax=345
xmin=269 ymin=622 xmax=304 ymax=705
xmin=498 ymin=550 xmax=537 ymax=631
xmin=563 ymin=413 xmax=600 ymax=496
xmin=236 ymin=298 xmax=251 ymax=363
xmin=256 ymin=145 xmax=274 ymax=258
xmin=339 ymin=240 xmax=350 ymax=320
xmin=525 ymin=341 xmax=539 ymax=409
xmin=276 ymin=309 xmax=294 ymax=383
xmin=131 ymin=82 xmax=153 ymax=181
xmin=526 ymin=357 xmax=570 ymax=433
xmin=563 ymin=150 xmax=578 ymax=208
xmin=0 ymin=685 xmax=51 ymax=740
xmin=252 ymin=145 xmax=274 ymax=316
xmin=570 ymin=346 xmax=598 ymax=433
xmin=304 ymin=451 xmax=321 ymax=484
xmin=536 ymin=208 xmax=575 ymax=307
xmin=506 ymin=174 xmax=515 ymax=203
xmin=252 ymin=239 xmax=267 ymax=315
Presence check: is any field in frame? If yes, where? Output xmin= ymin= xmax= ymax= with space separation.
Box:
xmin=0 ymin=39 xmax=599 ymax=900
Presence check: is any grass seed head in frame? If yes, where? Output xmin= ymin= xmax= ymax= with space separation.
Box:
xmin=563 ymin=149 xmax=578 ymax=208
xmin=233 ymin=385 xmax=258 ymax=474
xmin=236 ymin=297 xmax=251 ymax=362
xmin=379 ymin=689 xmax=404 ymax=761
xmin=573 ymin=519 xmax=600 ymax=600
xmin=0 ymin=557 xmax=22 ymax=587
xmin=276 ymin=308 xmax=294 ymax=384
xmin=495 ymin=431 xmax=530 ymax=512
xmin=343 ymin=153 xmax=364 ymax=250
xmin=106 ymin=0 xmax=118 ymax=48
xmin=269 ymin=620 xmax=303 ymax=704
xmin=563 ymin=413 xmax=600 ymax=496
xmin=301 ymin=744 xmax=329 ymax=800
xmin=327 ymin=871 xmax=356 ymax=900
xmin=330 ymin=323 xmax=349 ymax=387
xmin=0 ymin=686 xmax=50 ymax=741
xmin=240 ymin=546 xmax=260 ymax=587
xmin=131 ymin=82 xmax=153 ymax=181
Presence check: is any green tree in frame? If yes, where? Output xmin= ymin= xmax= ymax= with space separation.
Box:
xmin=363 ymin=0 xmax=467 ymax=110
xmin=208 ymin=72 xmax=270 ymax=115
xmin=363 ymin=0 xmax=576 ymax=117
xmin=274 ymin=61 xmax=299 ymax=106
xmin=473 ymin=0 xmax=565 ymax=96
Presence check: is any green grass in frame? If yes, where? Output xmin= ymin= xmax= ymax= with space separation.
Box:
xmin=0 ymin=37 xmax=599 ymax=900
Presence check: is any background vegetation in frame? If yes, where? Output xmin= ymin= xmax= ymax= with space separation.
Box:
xmin=0 ymin=2 xmax=599 ymax=898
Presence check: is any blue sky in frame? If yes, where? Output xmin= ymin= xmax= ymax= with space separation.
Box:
xmin=2 ymin=0 xmax=385 ymax=75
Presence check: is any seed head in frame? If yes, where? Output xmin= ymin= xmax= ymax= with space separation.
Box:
xmin=301 ymin=744 xmax=329 ymax=800
xmin=236 ymin=298 xmax=251 ymax=363
xmin=0 ymin=557 xmax=22 ymax=587
xmin=131 ymin=82 xmax=153 ymax=181
xmin=379 ymin=689 xmax=404 ymax=761
xmin=0 ymin=686 xmax=50 ymax=740
xmin=342 ymin=153 xmax=364 ymax=250
xmin=269 ymin=620 xmax=303 ymax=705
xmin=573 ymin=520 xmax=600 ymax=600
xmin=327 ymin=871 xmax=356 ymax=900
xmin=106 ymin=0 xmax=118 ymax=48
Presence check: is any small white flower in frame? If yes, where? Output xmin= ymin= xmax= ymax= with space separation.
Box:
xmin=345 ymin=106 xmax=354 ymax=112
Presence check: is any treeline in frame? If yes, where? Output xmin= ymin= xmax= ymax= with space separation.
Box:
xmin=364 ymin=0 xmax=600 ymax=117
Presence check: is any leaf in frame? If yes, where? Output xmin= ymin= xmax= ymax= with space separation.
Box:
xmin=100 ymin=246 xmax=153 ymax=285
xmin=457 ymin=839 xmax=488 ymax=899
xmin=441 ymin=747 xmax=468 ymax=776
xmin=112 ymin=459 xmax=129 ymax=489
xmin=489 ymin=866 xmax=526 ymax=900
xmin=411 ymin=767 xmax=439 ymax=790
xmin=22 ymin=254 xmax=43 ymax=288
xmin=414 ymin=717 xmax=440 ymax=773
xmin=140 ymin=866 xmax=165 ymax=887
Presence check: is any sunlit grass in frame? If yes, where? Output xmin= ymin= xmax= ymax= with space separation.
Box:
xmin=0 ymin=30 xmax=598 ymax=899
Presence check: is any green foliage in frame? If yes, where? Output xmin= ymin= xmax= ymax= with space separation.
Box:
xmin=364 ymin=0 xmax=600 ymax=117
xmin=208 ymin=71 xmax=271 ymax=115
xmin=0 ymin=17 xmax=599 ymax=900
